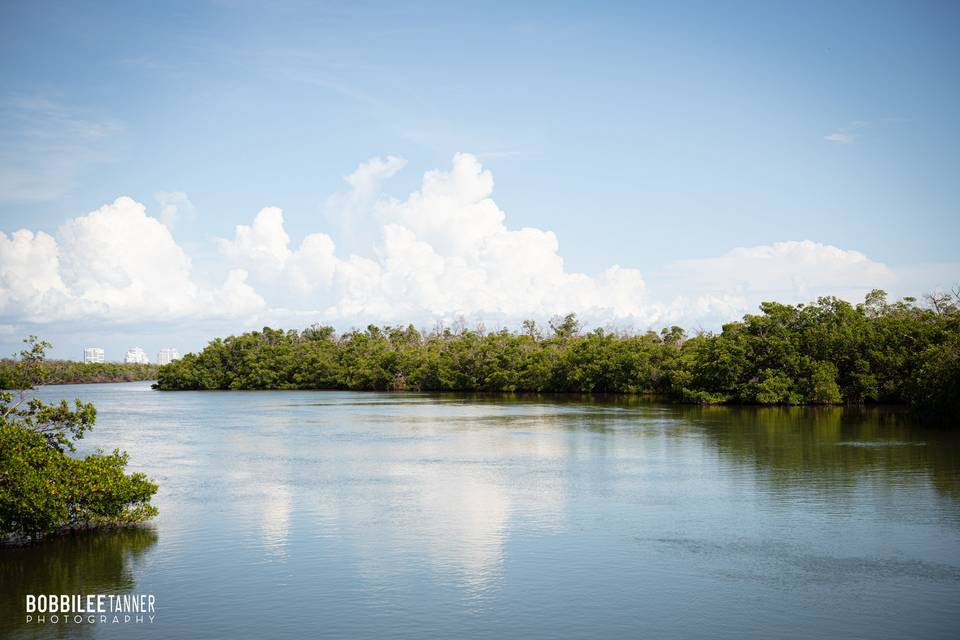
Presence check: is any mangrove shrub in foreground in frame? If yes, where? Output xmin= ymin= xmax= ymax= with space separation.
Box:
xmin=0 ymin=338 xmax=158 ymax=542
xmin=155 ymin=291 xmax=960 ymax=418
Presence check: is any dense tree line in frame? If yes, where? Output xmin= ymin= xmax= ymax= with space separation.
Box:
xmin=155 ymin=291 xmax=960 ymax=418
xmin=1 ymin=339 xmax=158 ymax=542
xmin=0 ymin=359 xmax=159 ymax=388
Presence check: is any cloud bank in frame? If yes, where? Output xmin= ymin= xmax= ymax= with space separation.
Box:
xmin=0 ymin=197 xmax=262 ymax=325
xmin=1 ymin=153 xmax=953 ymax=335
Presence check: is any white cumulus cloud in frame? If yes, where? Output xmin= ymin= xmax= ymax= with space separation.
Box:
xmin=0 ymin=196 xmax=263 ymax=324
xmin=326 ymin=155 xmax=407 ymax=255
xmin=0 ymin=228 xmax=71 ymax=321
xmin=218 ymin=206 xmax=338 ymax=292
xmin=219 ymin=153 xmax=651 ymax=324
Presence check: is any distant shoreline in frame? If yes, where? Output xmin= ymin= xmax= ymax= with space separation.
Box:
xmin=0 ymin=360 xmax=160 ymax=387
xmin=39 ymin=379 xmax=159 ymax=387
xmin=150 ymin=292 xmax=960 ymax=420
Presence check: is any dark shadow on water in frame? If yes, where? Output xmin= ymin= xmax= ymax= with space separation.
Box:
xmin=0 ymin=526 xmax=158 ymax=639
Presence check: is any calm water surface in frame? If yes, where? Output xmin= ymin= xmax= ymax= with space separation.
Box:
xmin=3 ymin=382 xmax=960 ymax=639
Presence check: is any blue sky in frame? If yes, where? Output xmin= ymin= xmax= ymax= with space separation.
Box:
xmin=1 ymin=1 xmax=958 ymax=359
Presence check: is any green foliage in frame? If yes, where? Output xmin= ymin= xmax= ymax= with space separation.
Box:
xmin=0 ymin=358 xmax=159 ymax=388
xmin=906 ymin=334 xmax=960 ymax=419
xmin=155 ymin=292 xmax=960 ymax=418
xmin=807 ymin=361 xmax=842 ymax=404
xmin=1 ymin=338 xmax=158 ymax=542
xmin=752 ymin=369 xmax=795 ymax=405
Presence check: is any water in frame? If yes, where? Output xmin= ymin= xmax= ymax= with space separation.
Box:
xmin=3 ymin=382 xmax=960 ymax=639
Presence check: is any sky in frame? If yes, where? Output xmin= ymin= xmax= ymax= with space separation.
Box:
xmin=0 ymin=0 xmax=958 ymax=360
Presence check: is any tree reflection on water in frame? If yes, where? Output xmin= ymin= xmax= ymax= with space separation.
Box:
xmin=0 ymin=526 xmax=157 ymax=639
xmin=684 ymin=404 xmax=960 ymax=503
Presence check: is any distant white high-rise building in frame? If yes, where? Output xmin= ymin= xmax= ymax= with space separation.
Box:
xmin=124 ymin=347 xmax=150 ymax=364
xmin=157 ymin=348 xmax=181 ymax=365
xmin=83 ymin=347 xmax=105 ymax=364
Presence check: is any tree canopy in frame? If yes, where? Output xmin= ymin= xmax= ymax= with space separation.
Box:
xmin=155 ymin=291 xmax=960 ymax=419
